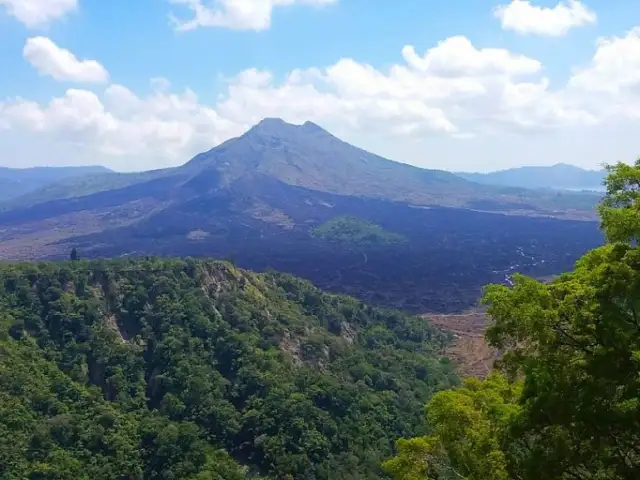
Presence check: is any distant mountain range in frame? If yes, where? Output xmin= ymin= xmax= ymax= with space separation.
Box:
xmin=0 ymin=165 xmax=112 ymax=202
xmin=4 ymin=119 xmax=598 ymax=215
xmin=0 ymin=119 xmax=603 ymax=312
xmin=457 ymin=163 xmax=607 ymax=191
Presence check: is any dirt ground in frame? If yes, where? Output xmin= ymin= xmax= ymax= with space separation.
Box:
xmin=427 ymin=276 xmax=556 ymax=378
xmin=426 ymin=308 xmax=498 ymax=378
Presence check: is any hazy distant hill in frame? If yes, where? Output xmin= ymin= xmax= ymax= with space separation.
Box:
xmin=457 ymin=163 xmax=607 ymax=191
xmin=0 ymin=165 xmax=113 ymax=202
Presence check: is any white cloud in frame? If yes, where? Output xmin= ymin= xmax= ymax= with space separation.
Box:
xmin=494 ymin=0 xmax=596 ymax=36
xmin=401 ymin=36 xmax=541 ymax=76
xmin=568 ymin=27 xmax=640 ymax=121
xmin=570 ymin=27 xmax=640 ymax=93
xmin=213 ymin=39 xmax=588 ymax=136
xmin=24 ymin=37 xmax=110 ymax=84
xmin=1 ymin=33 xmax=638 ymax=171
xmin=0 ymin=86 xmax=241 ymax=165
xmin=0 ymin=0 xmax=77 ymax=28
xmin=169 ymin=0 xmax=337 ymax=31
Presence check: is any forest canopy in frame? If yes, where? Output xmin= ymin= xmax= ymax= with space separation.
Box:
xmin=0 ymin=257 xmax=456 ymax=479
xmin=312 ymin=216 xmax=407 ymax=246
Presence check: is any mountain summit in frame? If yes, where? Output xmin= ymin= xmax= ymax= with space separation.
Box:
xmin=7 ymin=118 xmax=598 ymax=216
xmin=185 ymin=118 xmax=471 ymax=201
xmin=244 ymin=117 xmax=330 ymax=137
xmin=246 ymin=117 xmax=329 ymax=132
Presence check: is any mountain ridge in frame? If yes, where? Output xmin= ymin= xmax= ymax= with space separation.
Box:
xmin=0 ymin=118 xmax=603 ymax=312
xmin=184 ymin=117 xmax=472 ymax=198
xmin=5 ymin=118 xmax=599 ymax=216
xmin=457 ymin=163 xmax=607 ymax=191
xmin=0 ymin=164 xmax=113 ymax=202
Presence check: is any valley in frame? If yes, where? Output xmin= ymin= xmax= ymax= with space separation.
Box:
xmin=0 ymin=120 xmax=603 ymax=315
xmin=2 ymin=0 xmax=638 ymax=473
xmin=427 ymin=309 xmax=492 ymax=378
xmin=0 ymin=119 xmax=634 ymax=480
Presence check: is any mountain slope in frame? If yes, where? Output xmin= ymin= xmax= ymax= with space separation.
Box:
xmin=0 ymin=258 xmax=456 ymax=479
xmin=0 ymin=174 xmax=603 ymax=312
xmin=0 ymin=165 xmax=113 ymax=202
xmin=457 ymin=163 xmax=607 ymax=191
xmin=183 ymin=118 xmax=598 ymax=212
xmin=9 ymin=119 xmax=599 ymax=215
xmin=0 ymin=119 xmax=603 ymax=312
xmin=186 ymin=118 xmax=472 ymax=203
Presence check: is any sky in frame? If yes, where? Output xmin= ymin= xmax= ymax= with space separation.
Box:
xmin=0 ymin=0 xmax=639 ymax=173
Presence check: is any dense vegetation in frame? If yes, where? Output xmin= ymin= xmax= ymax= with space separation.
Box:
xmin=312 ymin=216 xmax=406 ymax=246
xmin=384 ymin=160 xmax=640 ymax=479
xmin=0 ymin=258 xmax=456 ymax=479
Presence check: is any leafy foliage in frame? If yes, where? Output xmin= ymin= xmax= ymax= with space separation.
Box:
xmin=0 ymin=320 xmax=249 ymax=480
xmin=0 ymin=258 xmax=456 ymax=479
xmin=382 ymin=374 xmax=521 ymax=480
xmin=312 ymin=216 xmax=406 ymax=246
xmin=598 ymin=158 xmax=640 ymax=244
xmin=384 ymin=160 xmax=640 ymax=480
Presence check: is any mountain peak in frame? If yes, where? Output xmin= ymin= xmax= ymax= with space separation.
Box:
xmin=552 ymin=163 xmax=581 ymax=170
xmin=243 ymin=118 xmax=297 ymax=139
xmin=255 ymin=117 xmax=289 ymax=128
xmin=246 ymin=118 xmax=330 ymax=138
xmin=250 ymin=117 xmax=295 ymax=133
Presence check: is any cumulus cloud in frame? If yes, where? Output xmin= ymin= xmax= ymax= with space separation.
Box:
xmin=495 ymin=0 xmax=596 ymax=36
xmin=24 ymin=37 xmax=110 ymax=84
xmin=1 ymin=33 xmax=638 ymax=170
xmin=0 ymin=0 xmax=77 ymax=28
xmin=401 ymin=36 xmax=541 ymax=76
xmin=169 ymin=0 xmax=337 ymax=31
xmin=213 ymin=38 xmax=589 ymax=136
xmin=570 ymin=27 xmax=640 ymax=93
xmin=0 ymin=87 xmax=241 ymax=161
xmin=568 ymin=27 xmax=640 ymax=120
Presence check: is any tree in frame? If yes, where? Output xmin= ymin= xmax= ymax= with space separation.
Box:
xmin=483 ymin=161 xmax=640 ymax=479
xmin=385 ymin=160 xmax=640 ymax=479
xmin=70 ymin=248 xmax=79 ymax=262
xmin=0 ymin=257 xmax=456 ymax=479
xmin=382 ymin=374 xmax=521 ymax=480
xmin=597 ymin=158 xmax=640 ymax=244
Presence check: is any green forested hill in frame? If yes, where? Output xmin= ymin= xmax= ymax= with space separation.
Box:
xmin=0 ymin=258 xmax=456 ymax=479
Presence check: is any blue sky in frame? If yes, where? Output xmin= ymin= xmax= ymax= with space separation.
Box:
xmin=0 ymin=0 xmax=639 ymax=172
